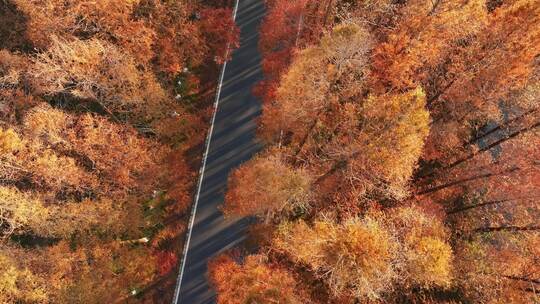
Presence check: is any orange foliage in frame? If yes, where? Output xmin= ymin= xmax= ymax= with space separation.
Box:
xmin=224 ymin=151 xmax=312 ymax=219
xmin=209 ymin=254 xmax=304 ymax=304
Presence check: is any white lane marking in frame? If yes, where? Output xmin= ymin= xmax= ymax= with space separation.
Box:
xmin=172 ymin=1 xmax=240 ymax=303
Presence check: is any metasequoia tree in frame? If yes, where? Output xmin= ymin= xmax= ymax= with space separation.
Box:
xmin=368 ymin=0 xmax=539 ymax=167
xmin=13 ymin=0 xmax=156 ymax=63
xmin=273 ymin=217 xmax=399 ymax=300
xmin=417 ymin=118 xmax=539 ymax=213
xmin=0 ymin=185 xmax=125 ymax=239
xmin=224 ymin=151 xmax=312 ymax=219
xmin=370 ymin=0 xmax=488 ymax=92
xmin=65 ymin=113 xmax=160 ymax=197
xmin=0 ymin=50 xmax=27 ymax=90
xmin=0 ymin=106 xmax=160 ymax=201
xmin=29 ymin=37 xmax=169 ymax=121
xmin=199 ymin=8 xmax=240 ymax=64
xmin=23 ymin=103 xmax=70 ymax=145
xmin=261 ymin=22 xmax=372 ymax=145
xmin=314 ymin=88 xmax=430 ymax=202
xmin=34 ymin=240 xmax=158 ymax=303
xmin=430 ymin=0 xmax=540 ymax=117
xmin=386 ymin=206 xmax=453 ymax=289
xmin=146 ymin=1 xmax=239 ymax=75
xmin=22 ymin=104 xmax=163 ymax=198
xmin=209 ymin=254 xmax=304 ymax=304
xmin=423 ymin=0 xmax=538 ymax=161
xmin=334 ymin=0 xmax=397 ymax=37
xmin=0 ymin=1 xmax=220 ymax=302
xmin=273 ymin=207 xmax=453 ymax=301
xmin=262 ymin=22 xmax=429 ymax=203
xmin=40 ymin=199 xmax=125 ymax=238
xmin=256 ymin=0 xmax=310 ymax=104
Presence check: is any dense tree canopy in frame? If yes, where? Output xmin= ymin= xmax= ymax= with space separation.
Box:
xmin=0 ymin=0 xmax=239 ymax=302
xmin=217 ymin=0 xmax=540 ymax=303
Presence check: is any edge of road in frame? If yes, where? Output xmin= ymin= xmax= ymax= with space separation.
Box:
xmin=171 ymin=1 xmax=241 ymax=303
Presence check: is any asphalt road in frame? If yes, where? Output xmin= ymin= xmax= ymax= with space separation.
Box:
xmin=172 ymin=1 xmax=266 ymax=303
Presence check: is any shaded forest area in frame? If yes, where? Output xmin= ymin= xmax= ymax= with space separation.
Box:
xmin=0 ymin=0 xmax=238 ymax=303
xmin=211 ymin=0 xmax=540 ymax=303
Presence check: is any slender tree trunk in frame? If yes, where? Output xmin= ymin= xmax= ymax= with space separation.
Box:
xmin=443 ymin=121 xmax=539 ymax=170
xmin=463 ymin=107 xmax=538 ymax=148
xmin=472 ymin=225 xmax=540 ymax=235
xmin=447 ymin=196 xmax=539 ymax=215
xmin=314 ymin=158 xmax=351 ymax=185
xmin=294 ymin=11 xmax=304 ymax=47
xmin=293 ymin=115 xmax=320 ymax=161
xmin=418 ymin=120 xmax=540 ymax=181
xmin=322 ymin=0 xmax=334 ymax=28
xmin=521 ymin=287 xmax=539 ymax=294
xmin=417 ymin=166 xmax=520 ymax=196
xmin=502 ymin=275 xmax=540 ymax=285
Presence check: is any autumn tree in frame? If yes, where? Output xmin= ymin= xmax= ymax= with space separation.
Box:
xmin=0 ymin=186 xmax=49 ymax=238
xmin=0 ymin=0 xmax=228 ymax=302
xmin=274 ymin=216 xmax=399 ymax=300
xmin=256 ymin=0 xmax=310 ymax=104
xmin=0 ymin=50 xmax=27 ymax=90
xmin=261 ymin=22 xmax=429 ymax=206
xmin=29 ymin=37 xmax=169 ymax=121
xmin=386 ymin=206 xmax=453 ymax=290
xmin=370 ymin=0 xmax=488 ymax=93
xmin=141 ymin=0 xmax=239 ymax=76
xmin=224 ymin=151 xmax=312 ymax=220
xmin=13 ymin=0 xmax=156 ymax=63
xmin=33 ymin=240 xmax=157 ymax=303
xmin=209 ymin=253 xmax=304 ymax=304
xmin=260 ymin=22 xmax=372 ymax=144
xmin=370 ymin=0 xmax=540 ymax=162
xmin=199 ymin=7 xmax=240 ymax=64
xmin=273 ymin=207 xmax=453 ymax=301
xmin=219 ymin=0 xmax=540 ymax=302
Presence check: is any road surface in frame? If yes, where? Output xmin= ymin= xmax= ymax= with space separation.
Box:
xmin=172 ymin=0 xmax=265 ymax=303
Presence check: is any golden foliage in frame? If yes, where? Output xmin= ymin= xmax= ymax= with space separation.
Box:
xmin=224 ymin=151 xmax=312 ymax=218
xmin=357 ymin=88 xmax=430 ymax=195
xmin=29 ymin=37 xmax=169 ymax=120
xmin=13 ymin=0 xmax=156 ymax=63
xmin=0 ymin=187 xmax=49 ymax=237
xmin=0 ymin=251 xmax=48 ymax=303
xmin=387 ymin=206 xmax=453 ymax=289
xmin=274 ymin=217 xmax=399 ymax=300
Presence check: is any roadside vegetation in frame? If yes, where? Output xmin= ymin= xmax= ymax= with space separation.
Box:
xmin=0 ymin=0 xmax=238 ymax=302
xmin=210 ymin=0 xmax=540 ymax=303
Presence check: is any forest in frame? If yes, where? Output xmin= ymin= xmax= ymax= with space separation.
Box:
xmin=1 ymin=0 xmax=539 ymax=303
xmin=0 ymin=0 xmax=238 ymax=303
xmin=210 ymin=0 xmax=540 ymax=303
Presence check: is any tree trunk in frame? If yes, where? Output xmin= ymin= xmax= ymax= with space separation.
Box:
xmin=463 ymin=107 xmax=538 ymax=148
xmin=502 ymin=275 xmax=540 ymax=285
xmin=418 ymin=120 xmax=540 ymax=181
xmin=472 ymin=225 xmax=540 ymax=235
xmin=293 ymin=115 xmax=320 ymax=162
xmin=417 ymin=166 xmax=520 ymax=196
xmin=314 ymin=157 xmax=351 ymax=185
xmin=446 ymin=196 xmax=539 ymax=215
xmin=322 ymin=0 xmax=334 ymax=28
